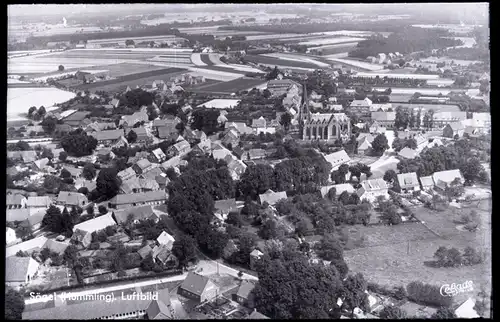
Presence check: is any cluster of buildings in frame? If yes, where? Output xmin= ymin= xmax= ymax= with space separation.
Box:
xmin=366 ymin=52 xmax=404 ymax=65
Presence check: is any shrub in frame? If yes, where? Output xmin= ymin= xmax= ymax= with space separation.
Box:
xmin=105 ymin=225 xmax=117 ymax=236
xmin=97 ymin=230 xmax=108 ymax=242
xmin=98 ymin=205 xmax=108 ymax=215
xmin=407 ymin=281 xmax=453 ymax=307
xmin=89 ymin=242 xmax=100 ymax=250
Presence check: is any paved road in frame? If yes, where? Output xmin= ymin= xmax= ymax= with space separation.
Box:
xmin=25 ymin=272 xmax=188 ymax=305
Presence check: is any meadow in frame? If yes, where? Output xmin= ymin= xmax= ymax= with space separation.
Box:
xmin=345 ymin=200 xmax=491 ymax=305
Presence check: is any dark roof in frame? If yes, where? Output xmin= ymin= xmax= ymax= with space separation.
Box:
xmin=109 ymin=190 xmax=167 ymax=206
xmin=113 ymin=205 xmax=156 ymax=224
xmin=236 ymin=281 xmax=256 ymax=300
xmin=179 ymin=272 xmax=216 ymax=297
xmin=137 ymin=244 xmax=154 ymax=259
xmin=91 ymin=129 xmax=123 ymax=142
xmin=248 ymin=310 xmax=270 ymax=319
xmin=56 ymin=191 xmax=88 ymax=206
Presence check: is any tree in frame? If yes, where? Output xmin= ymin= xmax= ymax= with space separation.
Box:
xmin=315 ymin=234 xmax=344 ymax=261
xmin=371 ymin=133 xmax=389 ymax=156
xmin=258 ymin=220 xmax=285 ymax=240
xmin=474 ymin=288 xmax=489 ymax=317
xmin=238 ymin=164 xmax=276 ymax=199
xmin=127 ymin=130 xmax=137 ymax=144
xmin=252 ymin=253 xmax=343 ymax=319
xmin=404 ymin=138 xmax=418 ymax=150
xmin=78 ymin=187 xmax=89 ymax=195
xmin=395 ymin=106 xmax=410 ymax=129
xmin=41 ymin=116 xmax=58 ymax=134
xmin=82 ymin=163 xmax=96 ymax=180
xmin=5 ymin=287 xmax=25 ymax=320
xmin=462 ymin=246 xmax=483 ymax=265
xmin=86 ymin=205 xmax=94 ymax=215
xmin=42 ymin=205 xmax=63 ymax=233
xmin=28 ymin=106 xmax=37 ymax=118
xmin=431 ymin=307 xmax=457 ymax=319
xmin=263 ymin=88 xmax=272 ymax=98
xmin=460 ymin=157 xmax=484 ymax=183
xmin=279 ymin=113 xmax=292 ymax=132
xmin=59 ymin=151 xmax=68 ymax=162
xmin=226 ymin=212 xmax=244 ymax=227
xmin=196 ymin=227 xmax=229 ymax=259
xmin=379 ymin=306 xmax=408 ymax=319
xmin=125 ymin=39 xmax=135 ymax=46
xmin=172 ymin=235 xmax=198 ymax=268
xmin=38 ymin=106 xmax=46 ymax=118
xmin=41 ymin=148 xmax=54 ymax=160
xmin=383 ymin=170 xmax=397 ymax=183
xmin=342 ymin=273 xmax=370 ymax=317
xmin=44 ymin=175 xmax=62 ymax=192
xmin=98 ymin=205 xmax=108 ymax=215
xmin=266 ymin=66 xmax=280 ymax=80
xmin=61 ymin=130 xmax=98 ymax=157
xmin=58 ymin=65 xmax=65 ymax=71
xmin=96 ymin=167 xmax=122 ymax=200
xmin=434 ymin=246 xmax=448 ymax=266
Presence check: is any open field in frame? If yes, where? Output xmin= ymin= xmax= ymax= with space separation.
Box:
xmin=298 ymin=36 xmax=364 ymax=46
xmin=345 ymin=199 xmax=491 ymax=304
xmin=420 ymin=56 xmax=481 ymax=66
xmin=263 ymin=53 xmax=331 ymax=68
xmin=9 ymin=56 xmax=136 ymax=74
xmin=244 ymin=54 xmax=322 ymax=69
xmin=73 ymin=67 xmax=187 ymax=93
xmin=8 ymin=87 xmax=76 ymax=121
xmin=325 ymin=57 xmax=384 ymax=71
xmin=189 ymin=77 xmax=267 ymax=94
xmin=187 ymin=68 xmax=244 ymax=82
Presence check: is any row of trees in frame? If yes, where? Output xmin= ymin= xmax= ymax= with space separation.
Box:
xmin=251 ymin=239 xmax=370 ymax=319
xmin=349 ymin=29 xmax=463 ymax=59
xmin=433 ymin=246 xmax=484 ymax=267
xmin=397 ymin=139 xmax=488 ymax=184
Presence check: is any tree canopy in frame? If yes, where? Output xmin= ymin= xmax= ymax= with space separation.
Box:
xmin=61 ymin=129 xmax=98 ymax=157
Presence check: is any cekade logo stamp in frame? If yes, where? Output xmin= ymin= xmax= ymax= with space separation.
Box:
xmin=440 ymin=281 xmax=474 ymax=297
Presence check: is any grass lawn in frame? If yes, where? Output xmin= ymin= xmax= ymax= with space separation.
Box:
xmin=345 ymin=200 xmax=491 ymax=306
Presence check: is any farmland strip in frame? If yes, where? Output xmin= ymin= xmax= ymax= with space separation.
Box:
xmin=200 ymin=54 xmax=214 ymax=66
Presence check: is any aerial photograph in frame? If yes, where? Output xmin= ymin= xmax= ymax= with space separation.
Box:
xmin=6 ymin=3 xmax=490 ymax=320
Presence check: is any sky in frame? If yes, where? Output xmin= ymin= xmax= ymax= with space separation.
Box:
xmin=8 ymin=3 xmax=489 ymax=23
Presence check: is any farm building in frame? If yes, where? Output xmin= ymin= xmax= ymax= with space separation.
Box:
xmin=5 ymin=236 xmax=48 ymax=258
xmin=112 ymin=205 xmax=158 ymax=225
xmin=397 ymin=172 xmax=420 ymax=192
xmin=371 ymin=111 xmax=396 ymax=128
xmin=357 ymin=178 xmax=389 ymax=201
xmin=6 ymin=256 xmax=40 ymax=288
xmin=419 ymin=176 xmax=434 ymax=191
xmin=72 ymin=214 xmax=117 ymax=247
xmin=178 ymin=272 xmax=219 ymax=303
xmin=432 ymin=169 xmax=464 ymax=191
xmin=108 ymin=190 xmax=167 ymax=209
xmin=56 ymin=191 xmax=88 ymax=208
xmin=398 ymin=147 xmax=418 ymax=160
xmin=214 ymin=198 xmax=245 ymax=221
xmin=259 ymin=189 xmax=287 ymax=206
xmin=323 ymin=150 xmax=351 ymax=170
xmin=443 ymin=122 xmax=465 ymax=138
xmin=91 ymin=129 xmax=124 ymax=146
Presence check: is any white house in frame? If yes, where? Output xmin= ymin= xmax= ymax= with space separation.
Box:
xmin=6 ymin=227 xmax=17 ymax=245
xmin=6 ymin=256 xmax=40 ymax=288
xmin=157 ymin=231 xmax=175 ymax=251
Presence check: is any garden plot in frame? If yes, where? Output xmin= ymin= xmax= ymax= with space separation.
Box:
xmin=8 ymin=56 xmax=134 ymax=74
xmin=244 ymin=54 xmax=321 ymax=69
xmin=190 ymin=77 xmax=267 ymax=94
